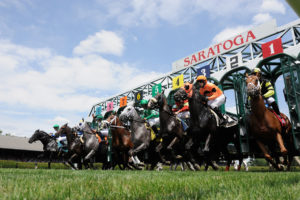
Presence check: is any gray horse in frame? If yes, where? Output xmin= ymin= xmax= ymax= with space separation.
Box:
xmin=119 ymin=106 xmax=151 ymax=165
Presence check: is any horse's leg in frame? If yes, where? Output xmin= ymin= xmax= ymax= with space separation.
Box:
xmin=276 ymin=132 xmax=288 ymax=155
xmin=256 ymin=140 xmax=279 ymax=170
xmin=84 ymin=149 xmax=96 ymax=161
xmin=68 ymin=153 xmax=79 ymax=170
xmin=48 ymin=152 xmax=53 ymax=169
xmin=234 ymin=136 xmax=243 ymax=171
xmin=129 ymin=143 xmax=147 ymax=157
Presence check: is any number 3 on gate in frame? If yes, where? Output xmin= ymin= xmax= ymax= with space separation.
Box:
xmin=261 ymin=38 xmax=283 ymax=59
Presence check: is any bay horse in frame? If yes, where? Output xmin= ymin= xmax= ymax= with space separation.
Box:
xmin=119 ymin=105 xmax=161 ymax=170
xmin=55 ymin=123 xmax=99 ymax=169
xmin=246 ymin=73 xmax=294 ymax=170
xmin=105 ymin=114 xmax=134 ymax=169
xmin=148 ymin=93 xmax=194 ymax=170
xmin=29 ymin=129 xmax=67 ymax=169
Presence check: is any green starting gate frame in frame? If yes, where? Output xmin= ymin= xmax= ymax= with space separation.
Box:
xmin=220 ymin=67 xmax=251 ymax=155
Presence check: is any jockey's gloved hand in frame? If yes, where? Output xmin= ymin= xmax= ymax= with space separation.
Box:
xmin=204 ymin=96 xmax=209 ymax=102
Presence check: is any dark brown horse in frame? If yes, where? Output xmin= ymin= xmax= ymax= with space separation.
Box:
xmin=55 ymin=124 xmax=83 ymax=169
xmin=246 ymin=74 xmax=294 ymax=170
xmin=105 ymin=114 xmax=134 ymax=169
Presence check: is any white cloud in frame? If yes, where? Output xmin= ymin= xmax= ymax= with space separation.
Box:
xmin=0 ymin=36 xmax=162 ymax=113
xmin=53 ymin=116 xmax=70 ymax=124
xmin=252 ymin=13 xmax=273 ymax=25
xmin=261 ymin=0 xmax=285 ymax=14
xmin=73 ymin=30 xmax=124 ymax=56
xmin=0 ymin=33 xmax=162 ymax=137
xmin=212 ymin=25 xmax=251 ymax=44
xmin=94 ymin=0 xmax=264 ymax=27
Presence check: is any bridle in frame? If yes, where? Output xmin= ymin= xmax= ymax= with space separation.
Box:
xmin=247 ymin=76 xmax=261 ymax=98
xmin=107 ymin=115 xmax=126 ymax=129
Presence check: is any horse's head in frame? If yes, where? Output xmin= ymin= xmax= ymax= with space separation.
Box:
xmin=106 ymin=114 xmax=119 ymax=126
xmin=119 ymin=106 xmax=137 ymax=123
xmin=246 ymin=73 xmax=261 ymax=98
xmin=148 ymin=93 xmax=165 ymax=109
xmin=174 ymin=88 xmax=188 ymax=102
xmin=29 ymin=129 xmax=41 ymax=143
xmin=55 ymin=123 xmax=69 ymax=137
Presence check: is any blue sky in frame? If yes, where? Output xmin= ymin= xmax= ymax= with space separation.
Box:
xmin=0 ymin=0 xmax=298 ymax=137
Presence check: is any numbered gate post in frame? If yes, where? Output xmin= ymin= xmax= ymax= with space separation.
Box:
xmin=107 ymin=127 xmax=113 ymax=164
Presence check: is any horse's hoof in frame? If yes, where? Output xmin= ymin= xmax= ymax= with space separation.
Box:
xmin=225 ymin=166 xmax=230 ymax=171
xmin=237 ymin=166 xmax=241 ymax=171
xmin=194 ymin=164 xmax=201 ymax=171
xmin=211 ymin=162 xmax=219 ymax=171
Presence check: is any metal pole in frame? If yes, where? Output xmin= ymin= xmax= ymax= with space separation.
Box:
xmin=107 ymin=127 xmax=112 ymax=163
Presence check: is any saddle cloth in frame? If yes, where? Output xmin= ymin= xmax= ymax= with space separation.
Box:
xmin=271 ymin=110 xmax=286 ymax=127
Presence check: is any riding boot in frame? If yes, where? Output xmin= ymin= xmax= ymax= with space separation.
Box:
xmin=152 ymin=126 xmax=159 ymax=137
xmin=271 ymin=102 xmax=281 ymax=117
xmin=213 ymin=108 xmax=226 ymax=125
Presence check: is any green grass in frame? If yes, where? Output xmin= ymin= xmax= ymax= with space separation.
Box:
xmin=0 ymin=168 xmax=300 ymax=200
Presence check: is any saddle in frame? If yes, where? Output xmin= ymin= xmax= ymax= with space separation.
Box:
xmin=209 ymin=109 xmax=238 ymax=128
xmin=144 ymin=123 xmax=156 ymax=141
xmin=270 ymin=109 xmax=286 ymax=127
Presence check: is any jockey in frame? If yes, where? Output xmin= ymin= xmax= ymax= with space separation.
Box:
xmin=173 ymin=87 xmax=190 ymax=131
xmin=54 ymin=124 xmax=67 ymax=146
xmin=196 ymin=75 xmax=226 ymax=124
xmin=140 ymin=99 xmax=160 ymax=136
xmin=75 ymin=119 xmax=84 ymax=136
xmin=95 ymin=115 xmax=108 ymax=139
xmin=251 ymin=68 xmax=282 ymax=118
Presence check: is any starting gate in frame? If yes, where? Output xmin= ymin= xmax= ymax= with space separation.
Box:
xmin=89 ymin=19 xmax=300 ymax=156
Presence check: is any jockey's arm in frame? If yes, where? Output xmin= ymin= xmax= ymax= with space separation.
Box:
xmin=262 ymin=81 xmax=275 ymax=98
xmin=207 ymin=84 xmax=223 ymax=100
xmin=145 ymin=110 xmax=159 ymax=120
xmin=177 ymin=101 xmax=189 ymax=113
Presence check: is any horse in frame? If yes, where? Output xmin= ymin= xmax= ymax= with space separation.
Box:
xmin=119 ymin=105 xmax=161 ymax=170
xmin=105 ymin=114 xmax=134 ymax=169
xmin=148 ymin=93 xmax=194 ymax=170
xmin=55 ymin=123 xmax=99 ymax=170
xmin=245 ymin=73 xmax=294 ymax=170
xmin=179 ymin=84 xmax=243 ymax=171
xmin=28 ymin=130 xmax=66 ymax=169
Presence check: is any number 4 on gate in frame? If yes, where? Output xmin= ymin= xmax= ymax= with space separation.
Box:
xmin=261 ymin=38 xmax=283 ymax=59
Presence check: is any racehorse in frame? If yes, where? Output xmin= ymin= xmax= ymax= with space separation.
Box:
xmin=55 ymin=123 xmax=99 ymax=169
xmin=148 ymin=93 xmax=191 ymax=170
xmin=178 ymin=84 xmax=243 ymax=171
xmin=29 ymin=130 xmax=66 ymax=169
xmin=246 ymin=73 xmax=294 ymax=170
xmin=119 ymin=105 xmax=160 ymax=170
xmin=105 ymin=114 xmax=134 ymax=169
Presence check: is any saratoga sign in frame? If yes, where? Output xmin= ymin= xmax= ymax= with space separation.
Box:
xmin=172 ymin=20 xmax=277 ymax=71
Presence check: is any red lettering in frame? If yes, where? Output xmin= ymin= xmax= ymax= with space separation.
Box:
xmin=223 ymin=40 xmax=233 ymax=50
xmin=246 ymin=31 xmax=256 ymax=42
xmin=214 ymin=43 xmax=222 ymax=54
xmin=198 ymin=51 xmax=206 ymax=61
xmin=233 ymin=35 xmax=244 ymax=46
xmin=184 ymin=57 xmax=190 ymax=67
xmin=207 ymin=47 xmax=215 ymax=58
xmin=190 ymin=55 xmax=197 ymax=65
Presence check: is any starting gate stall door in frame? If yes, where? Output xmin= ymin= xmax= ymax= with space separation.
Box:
xmin=281 ymin=56 xmax=300 ymax=151
xmin=220 ymin=67 xmax=251 ymax=155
